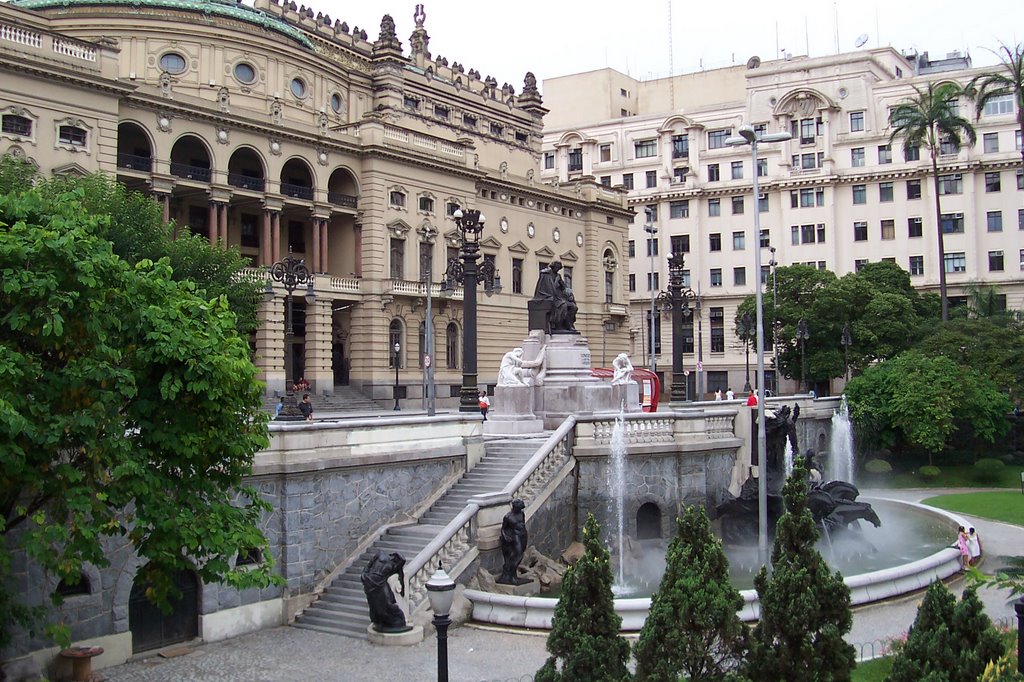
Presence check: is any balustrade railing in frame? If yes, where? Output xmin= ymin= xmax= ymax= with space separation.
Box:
xmin=504 ymin=418 xmax=576 ymax=503
xmin=52 ymin=36 xmax=95 ymax=61
xmin=280 ymin=182 xmax=314 ymax=200
xmin=405 ymin=504 xmax=477 ymax=609
xmin=116 ymin=153 xmax=152 ymax=172
xmin=328 ymin=276 xmax=361 ymax=292
xmin=169 ymin=162 xmax=211 ymax=182
xmin=1 ymin=23 xmax=42 ymax=48
xmin=228 ymin=173 xmax=265 ymax=191
xmin=327 ymin=191 xmax=357 ymax=207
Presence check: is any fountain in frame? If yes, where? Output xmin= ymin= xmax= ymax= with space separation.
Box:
xmin=608 ymin=407 xmax=628 ymax=589
xmin=829 ymin=395 xmax=856 ymax=483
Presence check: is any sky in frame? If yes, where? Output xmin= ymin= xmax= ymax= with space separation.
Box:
xmin=309 ymin=0 xmax=1022 ymax=91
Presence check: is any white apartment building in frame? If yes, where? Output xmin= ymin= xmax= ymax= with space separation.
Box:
xmin=541 ymin=48 xmax=1023 ymax=398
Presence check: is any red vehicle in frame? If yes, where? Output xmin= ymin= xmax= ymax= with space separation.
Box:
xmin=591 ymin=367 xmax=661 ymax=412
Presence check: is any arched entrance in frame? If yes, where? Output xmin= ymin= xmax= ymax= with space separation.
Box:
xmin=636 ymin=502 xmax=662 ymax=540
xmin=128 ymin=568 xmax=200 ymax=653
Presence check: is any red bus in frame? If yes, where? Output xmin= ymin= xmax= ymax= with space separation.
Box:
xmin=591 ymin=367 xmax=661 ymax=412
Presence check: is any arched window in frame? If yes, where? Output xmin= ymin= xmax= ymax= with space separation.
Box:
xmin=418 ymin=321 xmax=426 ymax=368
xmin=389 ymin=319 xmax=402 ymax=368
xmin=446 ymin=322 xmax=459 ymax=369
xmin=603 ymin=248 xmax=616 ymax=303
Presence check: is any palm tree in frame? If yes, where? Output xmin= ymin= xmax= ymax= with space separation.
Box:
xmin=889 ymin=82 xmax=977 ymax=321
xmin=968 ymin=42 xmax=1024 ymax=170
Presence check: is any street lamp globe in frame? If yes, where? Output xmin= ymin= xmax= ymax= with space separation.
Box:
xmin=426 ymin=567 xmax=456 ymax=682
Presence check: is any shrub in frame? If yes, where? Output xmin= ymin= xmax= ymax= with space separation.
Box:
xmin=980 ymin=653 xmax=1024 ymax=681
xmin=919 ymin=465 xmax=942 ymax=480
xmin=974 ymin=458 xmax=1006 ymax=484
xmin=864 ymin=459 xmax=892 ymax=474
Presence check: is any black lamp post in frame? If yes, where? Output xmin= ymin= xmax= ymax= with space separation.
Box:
xmin=426 ymin=567 xmax=456 ymax=682
xmin=392 ymin=341 xmax=401 ymax=411
xmin=840 ymin=323 xmax=852 ymax=383
xmin=738 ymin=312 xmax=754 ymax=393
xmin=441 ymin=207 xmax=501 ymax=413
xmin=796 ymin=318 xmax=810 ymax=393
xmin=266 ymin=252 xmax=314 ymax=421
xmin=656 ymin=252 xmax=696 ymax=403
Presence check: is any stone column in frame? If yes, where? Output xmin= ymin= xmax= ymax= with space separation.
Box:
xmin=255 ymin=295 xmax=285 ymax=394
xmin=218 ymin=202 xmax=229 ymax=248
xmin=353 ymin=222 xmax=362 ymax=277
xmin=271 ymin=212 xmax=281 ymax=264
xmin=311 ymin=218 xmax=322 ymax=273
xmin=160 ymin=193 xmax=170 ymax=224
xmin=261 ymin=210 xmax=272 ymax=266
xmin=207 ymin=202 xmax=218 ymax=245
xmin=320 ymin=218 xmax=330 ymax=274
xmin=304 ymin=295 xmax=333 ymax=395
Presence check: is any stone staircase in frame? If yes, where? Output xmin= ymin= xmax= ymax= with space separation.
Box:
xmin=291 ymin=437 xmax=547 ymax=638
xmin=263 ymin=384 xmax=381 ymax=415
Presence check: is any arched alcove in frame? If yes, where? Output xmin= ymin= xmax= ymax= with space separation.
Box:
xmin=636 ymin=502 xmax=662 ymax=540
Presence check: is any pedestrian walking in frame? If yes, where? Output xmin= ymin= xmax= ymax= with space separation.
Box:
xmin=478 ymin=390 xmax=490 ymax=421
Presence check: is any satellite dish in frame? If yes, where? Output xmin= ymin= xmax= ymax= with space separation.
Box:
xmin=746 ymin=55 xmax=761 ymax=69
xmin=855 ymin=34 xmax=869 ymax=48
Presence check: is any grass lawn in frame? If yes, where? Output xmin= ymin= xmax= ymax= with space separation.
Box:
xmin=851 ymin=656 xmax=893 ymax=681
xmin=922 ymin=491 xmax=1024 ymax=526
xmin=872 ymin=463 xmax=1024 ymax=489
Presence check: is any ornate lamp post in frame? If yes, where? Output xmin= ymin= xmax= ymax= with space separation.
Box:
xmin=644 ymin=211 xmax=658 ymax=376
xmin=656 ymin=252 xmax=696 ymax=403
xmin=422 ymin=226 xmax=437 ymax=416
xmin=796 ymin=318 xmax=810 ymax=393
xmin=840 ymin=323 xmax=852 ymax=384
xmin=737 ymin=312 xmax=755 ymax=393
xmin=769 ymin=247 xmax=779 ymax=393
xmin=266 ymin=252 xmax=314 ymax=421
xmin=426 ymin=567 xmax=456 ymax=682
xmin=392 ymin=341 xmax=401 ymax=411
xmin=441 ymin=207 xmax=501 ymax=412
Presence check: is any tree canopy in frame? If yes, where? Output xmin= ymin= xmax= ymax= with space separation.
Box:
xmin=0 ymin=183 xmax=275 ymax=648
xmin=968 ymin=42 xmax=1024 ymax=169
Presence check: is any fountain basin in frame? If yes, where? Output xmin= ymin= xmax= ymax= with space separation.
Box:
xmin=464 ymin=498 xmax=966 ymax=630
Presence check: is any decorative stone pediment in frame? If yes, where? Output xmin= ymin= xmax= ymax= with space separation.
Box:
xmin=52 ymin=162 xmax=89 ymax=177
xmin=774 ymin=88 xmax=839 ymax=117
xmin=508 ymin=240 xmax=529 ymax=254
xmin=480 ymin=235 xmax=503 ymax=250
xmin=559 ymin=250 xmax=578 ymax=262
xmin=386 ymin=219 xmax=412 ymax=238
xmin=535 ymin=246 xmax=555 ymax=259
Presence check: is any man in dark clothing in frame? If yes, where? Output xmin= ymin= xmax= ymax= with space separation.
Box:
xmin=299 ymin=393 xmax=313 ymax=421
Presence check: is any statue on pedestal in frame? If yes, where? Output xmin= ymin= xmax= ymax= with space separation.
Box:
xmin=528 ymin=260 xmax=577 ymax=334
xmin=361 ymin=551 xmax=412 ymax=632
xmin=498 ymin=347 xmax=545 ymax=387
xmin=611 ymin=353 xmax=634 ymax=385
xmin=497 ymin=499 xmax=530 ymax=585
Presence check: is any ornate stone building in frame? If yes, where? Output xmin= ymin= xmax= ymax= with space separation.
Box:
xmin=0 ymin=0 xmax=631 ymax=407
xmin=541 ymin=49 xmax=1023 ymax=396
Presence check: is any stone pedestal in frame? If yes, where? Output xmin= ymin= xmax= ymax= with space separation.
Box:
xmin=366 ymin=623 xmax=424 ymax=646
xmin=484 ymin=385 xmax=544 ymax=436
xmin=492 ymin=578 xmax=540 ymax=596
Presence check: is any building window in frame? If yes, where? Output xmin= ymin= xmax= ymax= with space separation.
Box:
xmin=941 ymin=212 xmax=964 ymax=233
xmin=987 ymin=211 xmax=1003 ymax=232
xmin=390 ymin=238 xmax=405 ymax=280
xmin=908 ymin=217 xmax=923 ymax=238
xmin=58 ymin=125 xmax=87 ymax=147
xmin=622 ymin=173 xmax=634 ymax=190
xmin=791 ymin=225 xmax=800 ymax=245
xmin=792 ymin=187 xmax=824 ymax=208
xmin=879 ymin=182 xmax=894 ymax=202
xmin=446 ymin=322 xmax=459 ymax=369
xmin=938 ymin=173 xmax=963 ymax=195
xmin=849 ymin=111 xmax=865 ymax=132
xmin=733 ymin=267 xmax=748 ymax=286
xmin=331 ymin=93 xmax=344 ymax=113
xmin=1019 ymin=208 xmax=1024 ymax=230
xmin=389 ymin=190 xmax=406 ymax=208
xmin=710 ymin=307 xmax=725 ymax=352
xmin=758 ymin=194 xmax=769 ymax=213
xmin=853 ymin=259 xmax=868 ymax=272
xmin=646 ymin=238 xmax=659 ymax=257
xmin=709 ymin=233 xmax=722 ymax=251
xmin=671 ymin=234 xmax=690 ymax=254
xmin=985 ymin=172 xmax=1001 ymax=192
xmin=943 ymin=252 xmax=967 ymax=273
xmin=989 ymin=250 xmax=1004 ymax=271
xmin=1019 ymin=169 xmax=1024 ymax=190
xmin=1018 ymin=130 xmax=1023 ymax=151
xmin=904 ymin=144 xmax=920 ymax=162
xmin=877 ymin=144 xmax=892 ymax=164
xmin=600 ymin=175 xmax=611 ymax=186
xmin=909 ymin=255 xmax=924 ymax=276
xmin=647 ymin=272 xmax=660 ymax=290
xmin=628 ymin=240 xmax=635 ymax=258
xmin=983 ymin=93 xmax=1014 ymax=116
xmin=628 ymin=274 xmax=636 ymax=292
xmin=756 ymin=157 xmax=767 ymax=177
xmin=635 ymin=139 xmax=657 ymax=158
xmin=708 ymin=129 xmax=731 ymax=149
xmin=983 ymin=132 xmax=1000 ymax=153
xmin=233 ymin=62 xmax=256 ymax=84
xmin=939 ymin=135 xmax=959 ymax=156
xmin=708 ymin=198 xmax=721 ymax=217
xmin=462 ymin=114 xmax=477 ymax=128
xmin=852 ymin=184 xmax=867 ymax=205
xmin=853 ymin=221 xmax=868 ymax=241
xmin=799 ymin=224 xmax=816 ymax=244
xmin=731 ymin=196 xmax=744 ymax=215
xmin=907 ymin=179 xmax=922 ymax=200
xmin=881 ymin=219 xmax=895 ymax=240
xmin=2 ymin=114 xmax=33 ymax=137
xmin=567 ymin=148 xmax=582 ymax=172
xmin=543 ymin=152 xmax=555 ymax=169
xmin=672 ymin=134 xmax=689 ymax=159
xmin=708 ymin=164 xmax=720 ymax=182
xmin=731 ymin=161 xmax=744 ymax=179
xmin=510 ymin=257 xmax=524 ymax=295
xmin=646 ymin=170 xmax=657 ymax=188
xmin=794 ymin=117 xmax=822 ymax=144
xmin=851 ymin=147 xmax=865 ymax=167
xmin=403 ymin=94 xmax=420 ymax=110
xmin=710 ymin=268 xmax=722 ymax=287
xmin=600 ymin=144 xmax=612 ymax=162
xmin=418 ymin=196 xmax=435 ymax=213
xmin=669 ymin=200 xmax=689 ymax=219
xmin=490 ymin=122 xmax=503 ymax=137
xmin=673 ymin=166 xmax=688 ymax=183
xmin=604 ymin=267 xmax=614 ymax=304
xmin=159 ymin=52 xmax=187 ymax=74
xmin=732 ymin=231 xmax=745 ymax=250
xmin=645 ymin=205 xmax=658 ymax=222
xmin=760 ymin=229 xmax=770 ymax=248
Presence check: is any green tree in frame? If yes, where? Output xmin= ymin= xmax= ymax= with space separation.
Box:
xmin=744 ymin=460 xmax=855 ymax=682
xmin=0 ymin=186 xmax=276 ymax=648
xmin=0 ymin=157 xmax=263 ymax=335
xmin=889 ymin=82 xmax=977 ymax=321
xmin=634 ymin=506 xmax=749 ymax=682
xmin=536 ymin=514 xmax=631 ymax=682
xmin=845 ymin=351 xmax=1011 ymax=462
xmin=887 ymin=582 xmax=1003 ymax=682
xmin=968 ymin=42 xmax=1024 ymax=170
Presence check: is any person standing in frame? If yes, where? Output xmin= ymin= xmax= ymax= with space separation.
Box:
xmin=746 ymin=389 xmax=758 ymax=407
xmin=967 ymin=527 xmax=982 ymax=566
xmin=956 ymin=526 xmax=971 ymax=571
xmin=478 ymin=390 xmax=490 ymax=421
xmin=299 ymin=393 xmax=313 ymax=421
xmin=725 ymin=387 xmax=735 ymax=400
xmin=274 ymin=396 xmax=285 ymax=418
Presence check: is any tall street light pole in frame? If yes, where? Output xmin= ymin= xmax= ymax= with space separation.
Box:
xmin=266 ymin=252 xmax=314 ymax=421
xmin=740 ymin=312 xmax=753 ymax=393
xmin=644 ymin=209 xmax=658 ymax=378
xmin=726 ymin=123 xmax=791 ymax=568
xmin=841 ymin=323 xmax=852 ymax=385
xmin=393 ymin=341 xmax=401 ymax=410
xmin=423 ymin=226 xmax=437 ymax=416
xmin=657 ymin=251 xmax=696 ymax=403
xmin=769 ymin=247 xmax=779 ymax=394
xmin=796 ymin=318 xmax=810 ymax=393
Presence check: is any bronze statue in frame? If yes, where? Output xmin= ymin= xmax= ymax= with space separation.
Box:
xmin=497 ymin=499 xmax=530 ymax=585
xmin=361 ymin=551 xmax=412 ymax=632
xmin=529 ymin=260 xmax=577 ymax=334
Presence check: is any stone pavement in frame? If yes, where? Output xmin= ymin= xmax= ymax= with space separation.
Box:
xmin=98 ymin=488 xmax=1024 ymax=682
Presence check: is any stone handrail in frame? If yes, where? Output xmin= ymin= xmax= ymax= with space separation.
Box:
xmin=52 ymin=36 xmax=95 ymax=61
xmin=328 ymin=276 xmax=361 ymax=292
xmin=405 ymin=502 xmax=478 ymax=609
xmin=1 ymin=22 xmax=42 ymax=48
xmin=504 ymin=417 xmax=577 ymax=502
xmin=590 ymin=412 xmax=674 ymax=445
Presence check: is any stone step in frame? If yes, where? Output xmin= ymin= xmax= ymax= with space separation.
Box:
xmin=314 ymin=594 xmax=366 ymax=610
xmin=293 ymin=617 xmax=367 ymax=638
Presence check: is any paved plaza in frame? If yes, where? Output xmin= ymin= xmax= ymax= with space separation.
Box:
xmin=98 ymin=489 xmax=1024 ymax=682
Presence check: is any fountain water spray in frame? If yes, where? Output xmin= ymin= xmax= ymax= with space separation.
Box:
xmin=608 ymin=403 xmax=629 ymax=591
xmin=829 ymin=395 xmax=855 ymax=483
xmin=783 ymin=439 xmax=794 ymax=477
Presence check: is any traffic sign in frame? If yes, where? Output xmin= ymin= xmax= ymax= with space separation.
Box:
xmin=696 ymin=361 xmax=703 ymax=372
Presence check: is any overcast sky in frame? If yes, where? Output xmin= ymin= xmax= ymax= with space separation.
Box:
xmin=312 ymin=0 xmax=1022 ymax=91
